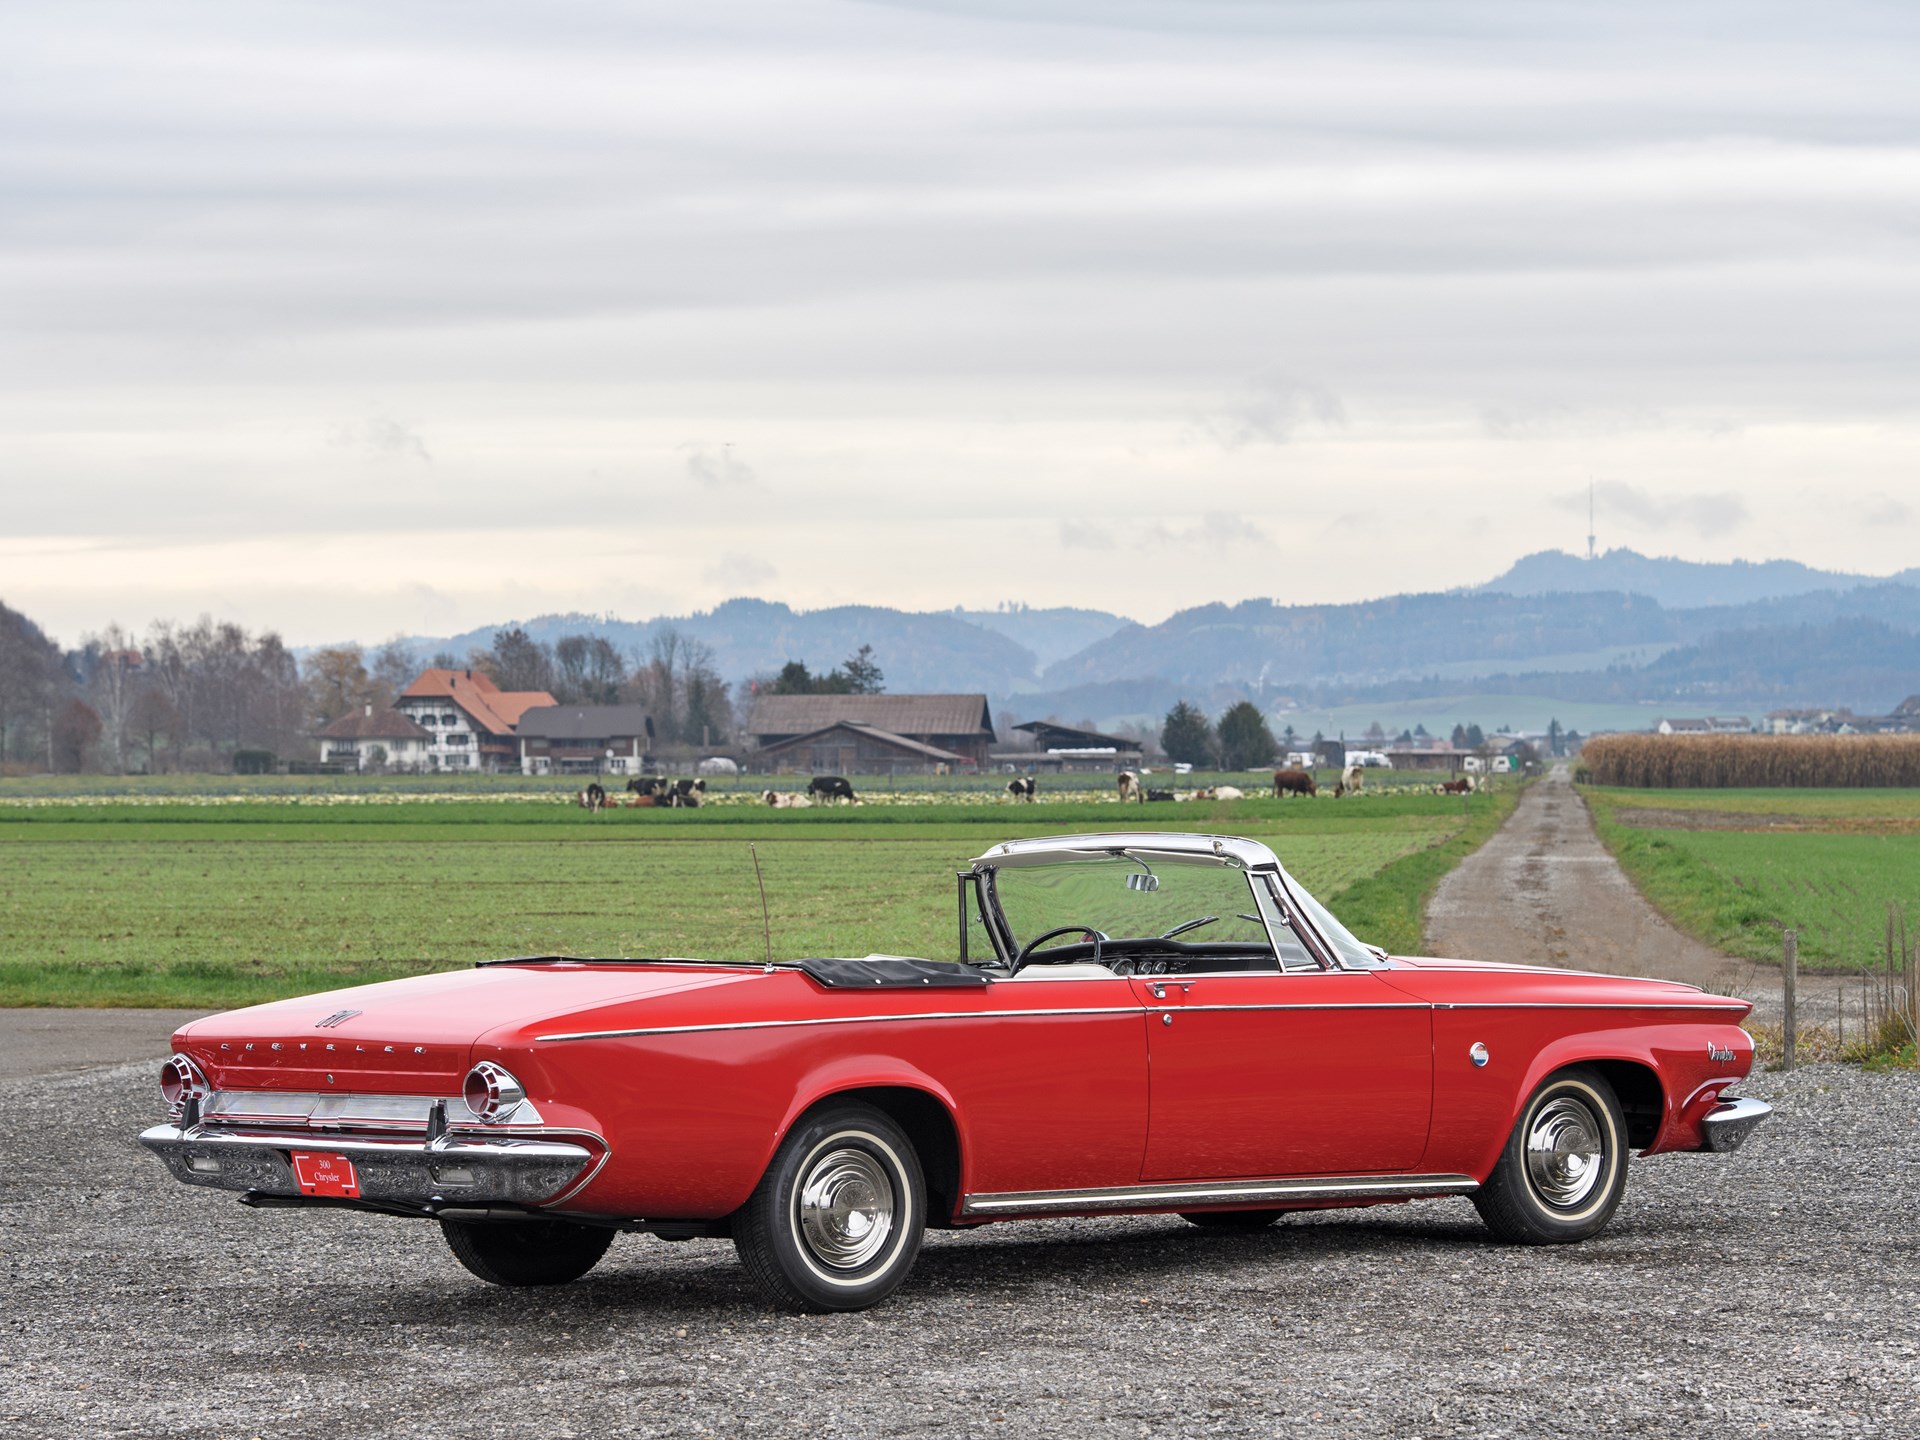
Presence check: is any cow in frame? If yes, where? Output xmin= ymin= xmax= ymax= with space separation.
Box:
xmin=808 ymin=775 xmax=858 ymax=805
xmin=626 ymin=793 xmax=660 ymax=808
xmin=1145 ymin=788 xmax=1177 ymax=802
xmin=578 ymin=783 xmax=608 ymax=812
xmin=626 ymin=776 xmax=667 ymax=799
xmin=1117 ymin=770 xmax=1144 ymax=804
xmin=1005 ymin=776 xmax=1037 ymax=802
xmin=1272 ymin=768 xmax=1317 ymax=798
xmin=1210 ymin=785 xmax=1244 ymax=801
xmin=762 ymin=790 xmax=813 ymax=808
xmin=1341 ymin=763 xmax=1365 ymax=795
xmin=1438 ymin=777 xmax=1474 ymax=795
xmin=672 ymin=778 xmax=707 ymax=801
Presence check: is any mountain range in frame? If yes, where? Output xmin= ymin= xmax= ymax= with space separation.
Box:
xmin=378 ymin=549 xmax=1920 ymax=732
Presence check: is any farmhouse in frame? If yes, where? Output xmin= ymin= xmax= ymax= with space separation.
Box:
xmin=1001 ymin=720 xmax=1144 ymax=773
xmin=315 ymin=705 xmax=431 ymax=771
xmin=516 ymin=704 xmax=655 ymax=776
xmin=746 ymin=694 xmax=996 ymax=771
xmin=394 ymin=668 xmax=557 ymax=773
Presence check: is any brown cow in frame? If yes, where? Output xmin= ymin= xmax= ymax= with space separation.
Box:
xmin=1438 ymin=777 xmax=1473 ymax=795
xmin=1272 ymin=768 xmax=1318 ymax=798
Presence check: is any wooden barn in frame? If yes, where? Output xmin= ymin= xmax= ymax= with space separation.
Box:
xmin=746 ymin=694 xmax=996 ymax=772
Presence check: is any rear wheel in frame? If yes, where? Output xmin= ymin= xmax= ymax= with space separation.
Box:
xmin=1180 ymin=1209 xmax=1287 ymax=1231
xmin=733 ymin=1101 xmax=925 ymax=1312
xmin=441 ymin=1216 xmax=615 ymax=1286
xmin=1474 ymin=1066 xmax=1629 ymax=1244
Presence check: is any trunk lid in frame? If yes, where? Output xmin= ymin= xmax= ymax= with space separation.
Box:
xmin=177 ymin=961 xmax=763 ymax=1094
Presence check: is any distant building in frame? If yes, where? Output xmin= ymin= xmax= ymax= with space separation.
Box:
xmin=516 ymin=705 xmax=655 ymax=776
xmin=395 ymin=668 xmax=557 ymax=773
xmin=1002 ymin=720 xmax=1143 ymax=772
xmin=315 ymin=705 xmax=431 ymax=771
xmin=746 ymin=694 xmax=995 ymax=770
xmin=1655 ymin=716 xmax=1751 ymax=735
xmin=755 ymin=722 xmax=970 ymax=776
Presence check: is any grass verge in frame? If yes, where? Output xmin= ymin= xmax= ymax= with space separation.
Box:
xmin=1334 ymin=785 xmax=1521 ymax=958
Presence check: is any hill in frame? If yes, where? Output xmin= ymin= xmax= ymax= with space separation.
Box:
xmin=1474 ymin=548 xmax=1918 ymax=609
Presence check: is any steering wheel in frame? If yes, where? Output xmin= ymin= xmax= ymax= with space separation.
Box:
xmin=1013 ymin=924 xmax=1108 ymax=973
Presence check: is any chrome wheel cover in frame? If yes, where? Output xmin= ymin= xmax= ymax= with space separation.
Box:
xmin=1524 ymin=1095 xmax=1606 ymax=1209
xmin=795 ymin=1145 xmax=896 ymax=1271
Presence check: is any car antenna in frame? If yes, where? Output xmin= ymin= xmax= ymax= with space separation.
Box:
xmin=749 ymin=843 xmax=773 ymax=967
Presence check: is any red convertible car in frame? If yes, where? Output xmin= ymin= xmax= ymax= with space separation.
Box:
xmin=142 ymin=832 xmax=1769 ymax=1311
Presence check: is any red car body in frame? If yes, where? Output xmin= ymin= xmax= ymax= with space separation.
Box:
xmin=143 ymin=832 xmax=1769 ymax=1310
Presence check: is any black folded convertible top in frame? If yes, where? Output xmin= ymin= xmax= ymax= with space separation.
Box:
xmin=790 ymin=956 xmax=991 ymax=988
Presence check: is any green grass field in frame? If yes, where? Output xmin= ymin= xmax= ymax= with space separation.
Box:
xmin=1585 ymin=786 xmax=1920 ymax=973
xmin=0 ymin=784 xmax=1515 ymax=1007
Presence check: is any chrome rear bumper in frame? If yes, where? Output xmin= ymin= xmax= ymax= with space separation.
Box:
xmin=1700 ymin=1096 xmax=1773 ymax=1153
xmin=139 ymin=1124 xmax=597 ymax=1207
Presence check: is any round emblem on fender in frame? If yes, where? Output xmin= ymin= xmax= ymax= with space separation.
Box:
xmin=1469 ymin=1042 xmax=1490 ymax=1068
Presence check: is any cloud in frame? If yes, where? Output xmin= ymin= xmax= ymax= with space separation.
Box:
xmin=704 ymin=552 xmax=777 ymax=589
xmin=681 ymin=443 xmax=756 ymax=488
xmin=328 ymin=414 xmax=432 ymax=463
xmin=1143 ymin=511 xmax=1273 ymax=548
xmin=1863 ymin=494 xmax=1911 ymax=527
xmin=1198 ymin=374 xmax=1345 ymax=449
xmin=1057 ymin=519 xmax=1115 ymax=550
xmin=1556 ymin=482 xmax=1747 ymax=539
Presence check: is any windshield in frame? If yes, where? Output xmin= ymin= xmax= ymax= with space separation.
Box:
xmin=1281 ymin=873 xmax=1385 ymax=968
xmin=988 ymin=856 xmax=1270 ymax=952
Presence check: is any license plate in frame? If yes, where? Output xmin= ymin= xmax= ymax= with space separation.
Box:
xmin=291 ymin=1151 xmax=360 ymax=1198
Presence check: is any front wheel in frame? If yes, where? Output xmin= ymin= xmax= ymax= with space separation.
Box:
xmin=733 ymin=1101 xmax=926 ymax=1312
xmin=441 ymin=1216 xmax=615 ymax=1286
xmin=1474 ymin=1066 xmax=1629 ymax=1244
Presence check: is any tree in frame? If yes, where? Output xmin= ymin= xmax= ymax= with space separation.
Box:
xmin=1547 ymin=718 xmax=1564 ymax=757
xmin=1215 ymin=701 xmax=1278 ymax=770
xmin=1450 ymin=723 xmax=1468 ymax=748
xmin=369 ymin=638 xmax=418 ymax=707
xmin=763 ymin=660 xmax=820 ymax=696
xmin=1160 ymin=701 xmax=1215 ymax=766
xmin=307 ymin=645 xmax=374 ymax=725
xmin=1281 ymin=723 xmax=1298 ymax=747
xmin=1413 ymin=723 xmax=1431 ymax=741
xmin=78 ymin=624 xmax=141 ymax=773
xmin=1463 ymin=723 xmax=1485 ymax=750
xmin=1364 ymin=721 xmax=1387 ymax=745
xmin=128 ymin=684 xmax=180 ymax=773
xmin=1395 ymin=729 xmax=1413 ymax=745
xmin=553 ymin=635 xmax=625 ymax=706
xmin=486 ymin=629 xmax=555 ymax=695
xmin=0 ymin=602 xmax=63 ymax=768
xmin=52 ymin=698 xmax=102 ymax=773
xmin=841 ymin=645 xmax=885 ymax=695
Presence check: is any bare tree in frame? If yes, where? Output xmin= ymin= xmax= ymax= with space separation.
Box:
xmin=554 ymin=634 xmax=626 ymax=706
xmin=307 ymin=644 xmax=374 ymax=725
xmin=78 ymin=624 xmax=141 ymax=773
xmin=369 ymin=637 xmax=418 ymax=707
xmin=128 ymin=684 xmax=180 ymax=773
xmin=0 ymin=602 xmax=65 ymax=767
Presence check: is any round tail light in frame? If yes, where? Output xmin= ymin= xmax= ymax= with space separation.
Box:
xmin=462 ymin=1062 xmax=526 ymax=1124
xmin=160 ymin=1054 xmax=209 ymax=1116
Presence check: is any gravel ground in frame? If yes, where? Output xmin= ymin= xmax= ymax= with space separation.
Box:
xmin=1 ymin=1061 xmax=1915 ymax=1439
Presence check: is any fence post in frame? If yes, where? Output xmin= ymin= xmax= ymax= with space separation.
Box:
xmin=1782 ymin=929 xmax=1798 ymax=1070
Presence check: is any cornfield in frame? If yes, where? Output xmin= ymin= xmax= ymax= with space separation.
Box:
xmin=1581 ymin=733 xmax=1920 ymax=788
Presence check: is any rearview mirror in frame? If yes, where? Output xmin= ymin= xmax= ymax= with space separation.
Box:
xmin=1125 ymin=873 xmax=1159 ymax=892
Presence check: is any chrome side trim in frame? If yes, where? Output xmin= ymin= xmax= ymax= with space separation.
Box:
xmin=541 ymin=997 xmax=1748 ymax=1042
xmin=1432 ymin=1003 xmax=1752 ymax=1013
xmin=1700 ymin=1096 xmax=1773 ymax=1153
xmin=960 ymin=1172 xmax=1479 ymax=1217
xmin=537 ymin=1007 xmax=1146 ymax=1043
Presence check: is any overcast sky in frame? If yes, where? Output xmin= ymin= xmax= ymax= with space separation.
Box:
xmin=4 ymin=0 xmax=1917 ymax=645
